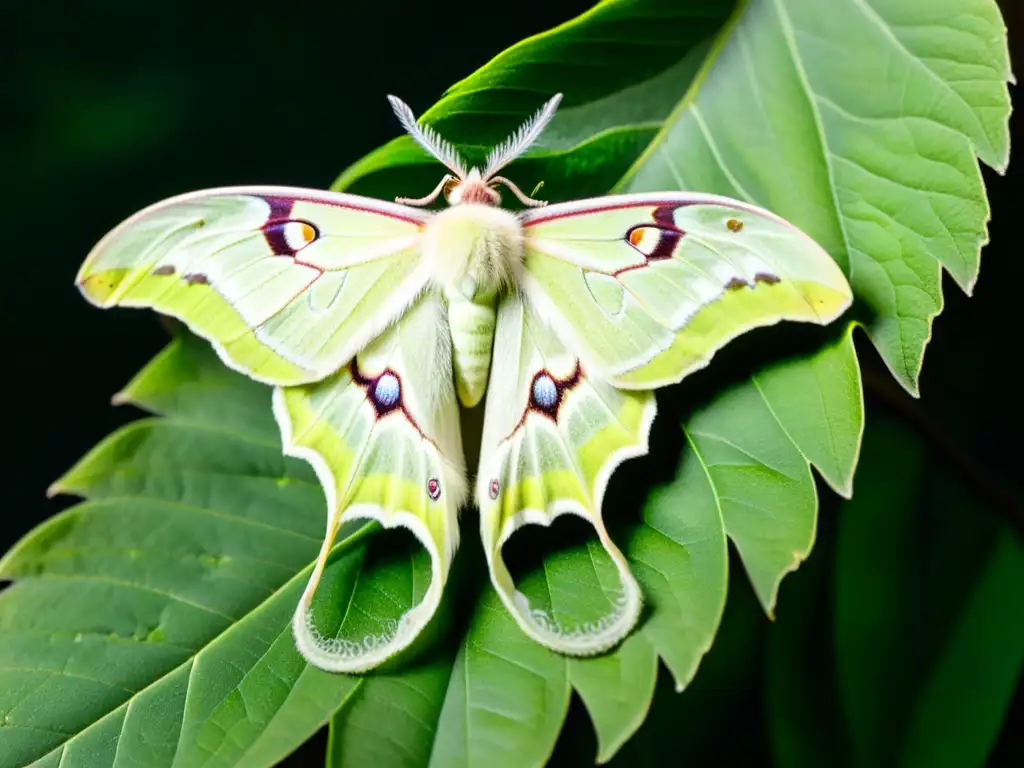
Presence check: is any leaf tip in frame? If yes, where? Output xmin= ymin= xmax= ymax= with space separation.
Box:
xmin=813 ymin=463 xmax=857 ymax=502
xmin=889 ymin=366 xmax=922 ymax=400
xmin=833 ymin=478 xmax=855 ymax=501
xmin=988 ymin=156 xmax=1011 ymax=177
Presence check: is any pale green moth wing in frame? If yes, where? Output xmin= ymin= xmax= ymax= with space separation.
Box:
xmin=77 ymin=185 xmax=430 ymax=386
xmin=475 ymin=295 xmax=655 ymax=655
xmin=520 ymin=192 xmax=853 ymax=389
xmin=275 ymin=293 xmax=466 ymax=672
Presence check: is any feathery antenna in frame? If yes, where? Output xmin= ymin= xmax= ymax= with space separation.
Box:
xmin=483 ymin=93 xmax=563 ymax=179
xmin=387 ymin=95 xmax=467 ymax=178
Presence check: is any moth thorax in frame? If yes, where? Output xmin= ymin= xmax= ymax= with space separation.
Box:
xmin=423 ymin=203 xmax=523 ymax=298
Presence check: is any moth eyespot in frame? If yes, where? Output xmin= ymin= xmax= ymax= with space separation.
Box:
xmin=489 ymin=479 xmax=499 ymax=500
xmin=624 ymin=225 xmax=682 ymax=261
xmin=295 ymin=222 xmax=318 ymax=246
xmin=373 ymin=373 xmax=401 ymax=408
xmin=427 ymin=478 xmax=441 ymax=501
xmin=531 ymin=374 xmax=558 ymax=410
xmin=263 ymin=219 xmax=320 ymax=256
xmin=726 ymin=218 xmax=743 ymax=232
xmin=283 ymin=221 xmax=317 ymax=251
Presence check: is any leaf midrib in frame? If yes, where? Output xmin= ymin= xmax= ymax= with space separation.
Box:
xmin=770 ymin=0 xmax=855 ymax=274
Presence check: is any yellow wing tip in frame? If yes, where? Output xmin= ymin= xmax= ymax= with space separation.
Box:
xmin=77 ymin=269 xmax=131 ymax=307
xmin=797 ymin=279 xmax=854 ymax=324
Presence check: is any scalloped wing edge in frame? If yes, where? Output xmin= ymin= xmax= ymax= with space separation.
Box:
xmin=272 ymin=386 xmax=459 ymax=673
xmin=480 ymin=385 xmax=654 ymax=656
xmin=476 ymin=296 xmax=657 ymax=655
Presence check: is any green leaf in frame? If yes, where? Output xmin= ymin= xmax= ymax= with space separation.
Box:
xmin=609 ymin=570 xmax=766 ymax=766
xmin=752 ymin=325 xmax=863 ymax=498
xmin=9 ymin=0 xmax=1012 ymax=764
xmin=426 ymin=591 xmax=572 ymax=768
xmin=766 ymin=529 xmax=851 ymax=768
xmin=326 ymin=654 xmax=455 ymax=768
xmin=687 ymin=353 xmax=832 ymax=615
xmin=834 ymin=417 xmax=928 ymax=764
xmin=569 ymin=635 xmax=658 ymax=763
xmin=622 ymin=0 xmax=1011 ymax=393
xmin=621 ymin=439 xmax=728 ymax=688
xmin=900 ymin=532 xmax=1024 ymax=768
xmin=829 ymin=414 xmax=1024 ymax=768
xmin=107 ymin=329 xmax=279 ymax=443
xmin=333 ymin=2 xmax=740 ymax=202
xmin=0 ymin=335 xmax=421 ymax=768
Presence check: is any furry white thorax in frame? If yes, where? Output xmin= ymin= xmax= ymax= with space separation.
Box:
xmin=422 ymin=203 xmax=523 ymax=298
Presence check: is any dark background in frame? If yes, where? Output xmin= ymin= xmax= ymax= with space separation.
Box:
xmin=3 ymin=1 xmax=1021 ymax=765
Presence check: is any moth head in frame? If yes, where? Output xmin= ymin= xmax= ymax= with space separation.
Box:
xmin=387 ymin=93 xmax=563 ymax=209
xmin=445 ymin=168 xmax=500 ymax=206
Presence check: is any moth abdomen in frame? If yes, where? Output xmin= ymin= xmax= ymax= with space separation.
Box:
xmin=445 ymin=287 xmax=497 ymax=408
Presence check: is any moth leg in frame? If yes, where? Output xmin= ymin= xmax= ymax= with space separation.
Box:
xmin=396 ymin=174 xmax=456 ymax=206
xmin=490 ymin=176 xmax=548 ymax=207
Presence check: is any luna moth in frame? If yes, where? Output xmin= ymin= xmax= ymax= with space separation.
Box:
xmin=75 ymin=93 xmax=852 ymax=672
